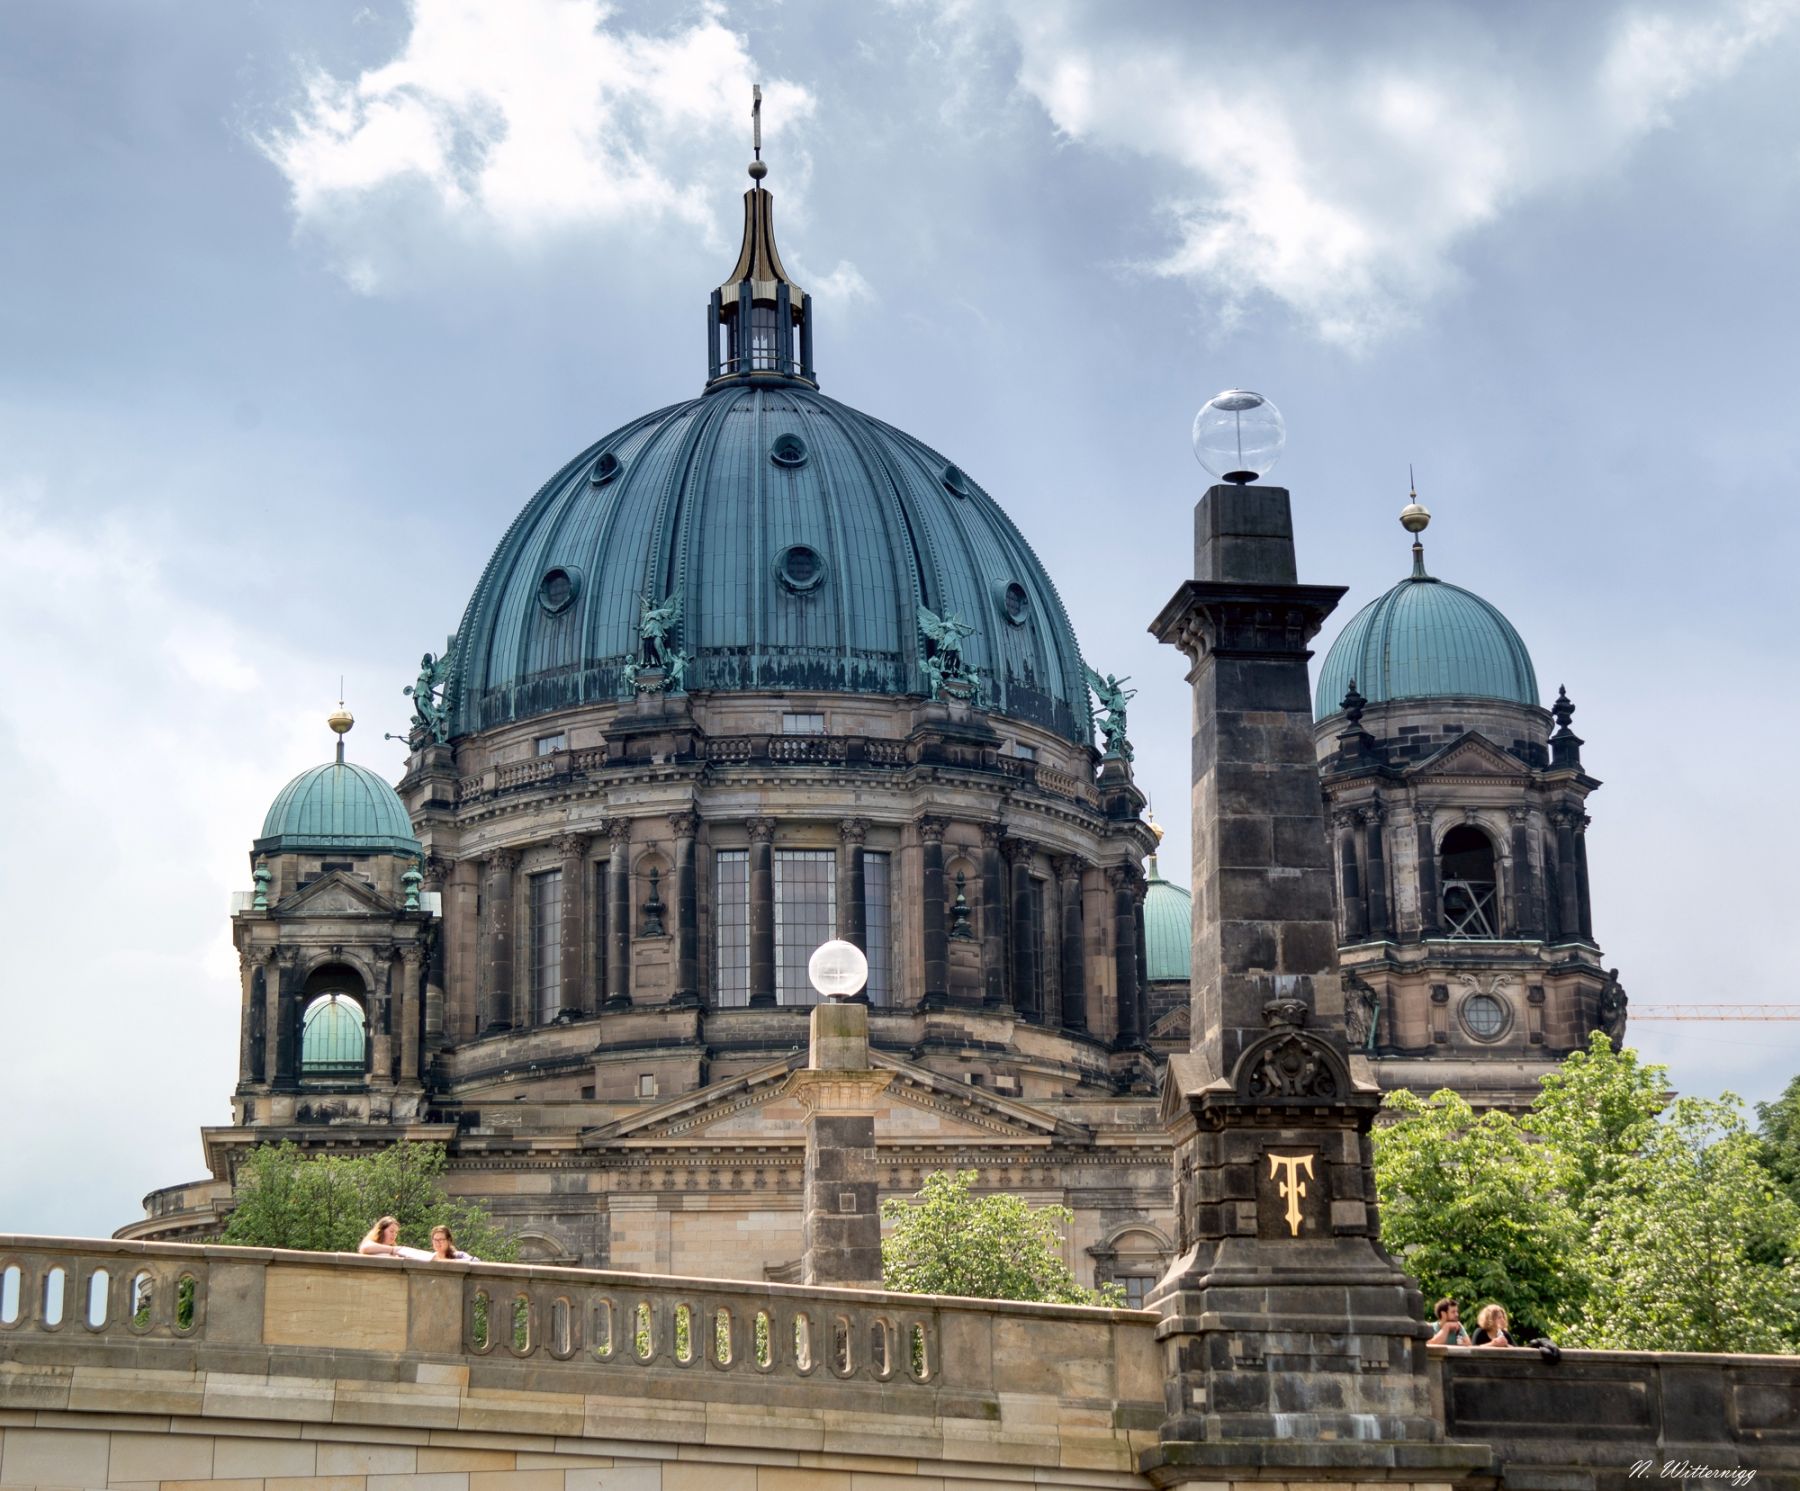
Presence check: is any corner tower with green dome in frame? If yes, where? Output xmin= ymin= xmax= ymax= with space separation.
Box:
xmin=1311 ymin=496 xmax=1625 ymax=1112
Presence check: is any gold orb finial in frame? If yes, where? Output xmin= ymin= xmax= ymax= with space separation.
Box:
xmin=328 ymin=704 xmax=354 ymax=736
xmin=1400 ymin=464 xmax=1431 ymax=534
xmin=1146 ymin=810 xmax=1166 ymax=845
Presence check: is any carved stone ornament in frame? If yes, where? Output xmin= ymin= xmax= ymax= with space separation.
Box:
xmin=915 ymin=815 xmax=946 ymax=845
xmin=979 ymin=822 xmax=1005 ymax=849
xmin=839 ymin=817 xmax=869 ymax=847
xmin=667 ymin=811 xmax=699 ymax=839
xmin=746 ymin=817 xmax=776 ymax=845
xmin=1238 ymin=1030 xmax=1346 ymax=1103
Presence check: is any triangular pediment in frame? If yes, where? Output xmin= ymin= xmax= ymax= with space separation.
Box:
xmin=583 ymin=1050 xmax=1082 ymax=1149
xmin=1405 ymin=731 xmax=1533 ymax=784
xmin=275 ymin=870 xmax=395 ymax=918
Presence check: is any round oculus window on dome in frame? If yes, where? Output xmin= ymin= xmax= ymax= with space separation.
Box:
xmin=538 ymin=566 xmax=580 ymax=615
xmin=940 ymin=463 xmax=973 ymax=498
xmin=776 ymin=544 xmax=825 ymax=593
xmin=770 ymin=432 xmax=808 ymax=467
xmin=1460 ymin=992 xmax=1510 ymax=1041
xmin=1000 ymin=581 xmax=1030 ymax=625
xmin=589 ymin=451 xmax=624 ymax=485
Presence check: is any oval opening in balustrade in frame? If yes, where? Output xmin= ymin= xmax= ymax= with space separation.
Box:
xmin=713 ymin=1307 xmax=732 ymax=1367
xmin=753 ymin=1310 xmax=772 ymax=1370
xmin=870 ymin=1318 xmax=893 ymax=1380
xmin=674 ymin=1303 xmax=694 ymax=1364
xmin=42 ymin=1266 xmax=65 ymax=1329
xmin=85 ymin=1269 xmax=110 ymax=1330
xmin=793 ymin=1312 xmax=813 ymax=1373
xmin=549 ymin=1297 xmax=574 ymax=1359
xmin=832 ymin=1315 xmax=853 ymax=1377
xmin=128 ymin=1271 xmax=154 ymax=1331
xmin=591 ymin=1297 xmax=615 ymax=1361
xmin=469 ymin=1289 xmax=492 ymax=1352
xmin=174 ymin=1275 xmax=198 ymax=1334
xmin=909 ymin=1322 xmax=931 ymax=1382
xmin=1 ymin=1264 xmax=20 ymax=1327
xmin=509 ymin=1295 xmax=532 ymax=1356
xmin=633 ymin=1301 xmax=653 ymax=1361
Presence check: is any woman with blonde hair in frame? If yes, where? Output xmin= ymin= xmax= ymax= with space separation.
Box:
xmin=1471 ymin=1302 xmax=1517 ymax=1348
xmin=356 ymin=1216 xmax=431 ymax=1260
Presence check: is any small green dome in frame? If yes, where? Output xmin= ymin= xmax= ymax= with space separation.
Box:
xmin=1315 ymin=567 xmax=1538 ymax=718
xmin=301 ymin=994 xmax=366 ymax=1075
xmin=1144 ymin=859 xmax=1191 ymax=983
xmin=257 ymin=759 xmax=419 ymax=856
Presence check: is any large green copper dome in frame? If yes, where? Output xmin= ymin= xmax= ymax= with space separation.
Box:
xmin=1144 ymin=859 xmax=1191 ymax=984
xmin=257 ymin=758 xmax=420 ymax=857
xmin=1314 ymin=559 xmax=1538 ymax=718
xmin=443 ymin=383 xmax=1092 ymax=743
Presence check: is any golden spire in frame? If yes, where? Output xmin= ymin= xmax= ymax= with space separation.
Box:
xmin=328 ymin=696 xmax=354 ymax=764
xmin=1400 ymin=466 xmax=1431 ymax=579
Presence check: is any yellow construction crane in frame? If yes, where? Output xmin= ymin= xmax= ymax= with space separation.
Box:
xmin=1630 ymin=1006 xmax=1799 ymax=1020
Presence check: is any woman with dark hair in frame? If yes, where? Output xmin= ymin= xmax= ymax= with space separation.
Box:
xmin=429 ymin=1224 xmax=477 ymax=1262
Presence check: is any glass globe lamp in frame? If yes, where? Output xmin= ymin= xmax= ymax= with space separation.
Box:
xmin=1192 ymin=389 xmax=1285 ymax=484
xmin=807 ymin=939 xmax=869 ymax=1001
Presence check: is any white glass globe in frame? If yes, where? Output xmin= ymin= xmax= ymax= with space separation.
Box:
xmin=1192 ymin=389 xmax=1285 ymax=483
xmin=807 ymin=939 xmax=869 ymax=1000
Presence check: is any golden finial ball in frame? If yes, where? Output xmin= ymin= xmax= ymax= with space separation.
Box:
xmin=748 ymin=159 xmax=768 ymax=180
xmin=1146 ymin=812 xmax=1166 ymax=845
xmin=328 ymin=705 xmax=355 ymax=736
xmin=1400 ymin=501 xmax=1431 ymax=534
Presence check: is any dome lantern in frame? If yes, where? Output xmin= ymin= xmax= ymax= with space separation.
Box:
xmin=707 ymin=86 xmax=815 ymax=389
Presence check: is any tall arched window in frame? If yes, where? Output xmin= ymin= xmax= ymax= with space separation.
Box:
xmin=1439 ymin=825 xmax=1499 ymax=939
xmin=300 ymin=992 xmax=366 ymax=1077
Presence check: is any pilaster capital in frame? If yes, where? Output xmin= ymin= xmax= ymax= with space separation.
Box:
xmin=1356 ymin=803 xmax=1384 ymax=827
xmin=1549 ymin=807 xmax=1578 ymax=830
xmin=274 ymin=946 xmax=301 ymax=971
xmin=1411 ymin=801 xmax=1437 ymax=825
xmin=489 ymin=847 xmax=522 ymax=874
xmin=1507 ymin=806 xmax=1532 ymax=826
xmin=1052 ymin=854 xmax=1085 ymax=884
xmin=979 ymin=822 xmax=1006 ymax=849
xmin=1000 ymin=834 xmax=1034 ymax=864
xmin=1106 ymin=863 xmax=1140 ymax=892
xmin=370 ymin=941 xmax=397 ymax=964
xmin=1331 ymin=808 xmax=1358 ymax=830
xmin=915 ymin=814 xmax=946 ymax=846
xmin=746 ymin=816 xmax=777 ymax=845
xmin=400 ymin=943 xmax=423 ymax=969
xmin=607 ymin=818 xmax=634 ymax=849
xmin=422 ymin=853 xmax=453 ymax=890
xmin=237 ymin=948 xmax=260 ymax=976
xmin=667 ymin=811 xmax=700 ymax=839
xmin=838 ymin=817 xmax=869 ymax=847
xmin=553 ymin=832 xmax=591 ymax=860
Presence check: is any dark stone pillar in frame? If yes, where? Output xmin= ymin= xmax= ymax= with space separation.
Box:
xmin=1109 ymin=865 xmax=1141 ymax=1049
xmin=1575 ymin=813 xmax=1594 ymax=941
xmin=1055 ymin=857 xmax=1087 ymax=1032
xmin=838 ymin=818 xmax=868 ymax=949
xmin=1508 ymin=808 xmax=1541 ymax=939
xmin=557 ymin=833 xmax=590 ymax=1018
xmin=482 ymin=849 xmax=518 ymax=1031
xmin=747 ymin=817 xmax=776 ymax=1007
xmin=1413 ymin=804 xmax=1441 ymax=941
xmin=979 ymin=823 xmax=1006 ymax=1007
xmin=399 ymin=947 xmax=422 ymax=1084
xmin=606 ymin=823 xmax=632 ymax=1010
xmin=669 ymin=813 xmax=700 ymax=1006
xmin=1554 ymin=809 xmax=1581 ymax=942
xmin=272 ymin=953 xmax=299 ymax=1088
xmin=1147 ymin=483 xmax=1469 ymax=1470
xmin=1007 ymin=838 xmax=1040 ymax=1022
xmin=239 ymin=954 xmax=263 ymax=1087
xmin=1336 ymin=815 xmax=1367 ymax=942
xmin=918 ymin=816 xmax=948 ymax=1008
xmin=1133 ymin=882 xmax=1151 ymax=1040
xmin=422 ymin=857 xmax=448 ymax=1048
xmin=789 ymin=1001 xmax=890 ymax=1289
xmin=1363 ymin=806 xmax=1391 ymax=941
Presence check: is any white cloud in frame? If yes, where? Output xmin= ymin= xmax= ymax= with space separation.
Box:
xmin=260 ymin=0 xmax=814 ymax=289
xmin=994 ymin=0 xmax=1799 ymax=349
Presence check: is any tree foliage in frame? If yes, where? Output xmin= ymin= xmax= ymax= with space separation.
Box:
xmin=881 ymin=1169 xmax=1119 ymax=1305
xmin=1374 ymin=1033 xmax=1800 ymax=1352
xmin=1757 ymin=1072 xmax=1800 ymax=1206
xmin=221 ymin=1140 xmax=517 ymax=1261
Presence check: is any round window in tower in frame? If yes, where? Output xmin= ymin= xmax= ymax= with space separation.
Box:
xmin=770 ymin=433 xmax=808 ymax=468
xmin=538 ymin=566 xmax=580 ymax=615
xmin=1000 ymin=581 xmax=1030 ymax=626
xmin=776 ymin=544 xmax=825 ymax=593
xmin=1460 ymin=992 xmax=1510 ymax=1041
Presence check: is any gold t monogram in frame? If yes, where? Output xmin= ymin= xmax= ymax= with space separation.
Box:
xmin=1267 ymin=1152 xmax=1315 ymax=1237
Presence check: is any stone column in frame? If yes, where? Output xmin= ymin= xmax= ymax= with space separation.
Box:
xmin=1335 ymin=813 xmax=1367 ymax=942
xmin=1148 ymin=482 xmax=1475 ymax=1474
xmin=1553 ymin=808 xmax=1581 ymax=942
xmin=399 ymin=946 xmax=422 ymax=1083
xmin=237 ymin=951 xmax=262 ymax=1088
xmin=369 ymin=944 xmax=396 ymax=1084
xmin=1055 ymin=857 xmax=1087 ymax=1032
xmin=271 ymin=950 xmax=299 ymax=1088
xmin=979 ymin=823 xmax=1006 ymax=1008
xmin=1006 ymin=837 xmax=1040 ymax=1022
xmin=784 ymin=1000 xmax=892 ymax=1289
xmin=1508 ymin=807 xmax=1541 ymax=939
xmin=1133 ymin=879 xmax=1150 ymax=1040
xmin=481 ymin=849 xmax=518 ymax=1032
xmin=1108 ymin=865 xmax=1141 ymax=1049
xmin=557 ymin=833 xmax=590 ymax=1018
xmin=918 ymin=816 xmax=948 ymax=1008
xmin=747 ymin=817 xmax=776 ymax=1007
xmin=606 ymin=822 xmax=633 ymax=1010
xmin=837 ymin=818 xmax=868 ymax=950
xmin=669 ymin=813 xmax=700 ymax=1006
xmin=1362 ymin=805 xmax=1391 ymax=940
xmin=1575 ymin=812 xmax=1594 ymax=941
xmin=422 ymin=856 xmax=449 ymax=1048
xmin=1413 ymin=804 xmax=1441 ymax=940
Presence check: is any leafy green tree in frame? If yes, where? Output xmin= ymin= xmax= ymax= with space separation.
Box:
xmin=222 ymin=1140 xmax=517 ymax=1261
xmin=1756 ymin=1072 xmax=1800 ymax=1206
xmin=1373 ymin=1089 xmax=1581 ymax=1336
xmin=881 ymin=1169 xmax=1119 ymax=1305
xmin=1530 ymin=1032 xmax=1666 ymax=1221
xmin=1572 ymin=1096 xmax=1800 ymax=1353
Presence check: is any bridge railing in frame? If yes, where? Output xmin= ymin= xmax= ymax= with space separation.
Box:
xmin=0 ymin=1238 xmax=205 ymax=1342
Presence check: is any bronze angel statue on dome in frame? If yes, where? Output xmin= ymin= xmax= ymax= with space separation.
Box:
xmin=1084 ymin=665 xmax=1135 ymax=760
xmin=918 ymin=603 xmax=978 ymax=702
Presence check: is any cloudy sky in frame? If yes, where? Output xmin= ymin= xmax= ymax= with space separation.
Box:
xmin=4 ymin=0 xmax=1798 ymax=1239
